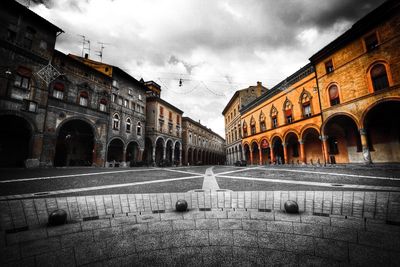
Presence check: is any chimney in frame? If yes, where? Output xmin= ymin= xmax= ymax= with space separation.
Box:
xmin=257 ymin=81 xmax=262 ymax=86
xmin=256 ymin=81 xmax=262 ymax=96
xmin=84 ymin=53 xmax=89 ymax=59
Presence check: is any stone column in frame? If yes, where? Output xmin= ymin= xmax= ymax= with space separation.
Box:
xmin=249 ymin=148 xmax=253 ymax=165
xmin=179 ymin=148 xmax=182 ymax=166
xmin=320 ymin=135 xmax=329 ymax=164
xmin=270 ymin=146 xmax=274 ymax=164
xmin=152 ymin=146 xmax=156 ymax=166
xmin=259 ymin=146 xmax=263 ymax=165
xmin=359 ymin=128 xmax=372 ymax=164
xmin=283 ymin=143 xmax=288 ymax=164
xmin=139 ymin=149 xmax=144 ymax=161
xmin=241 ymin=146 xmax=245 ymax=161
xmin=122 ymin=149 xmax=127 ymax=167
xmin=299 ymin=139 xmax=305 ymax=164
xmin=163 ymin=146 xmax=166 ymax=160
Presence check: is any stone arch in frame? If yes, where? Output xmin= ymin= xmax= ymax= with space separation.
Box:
xmin=56 ymin=116 xmax=98 ymax=140
xmin=302 ymin=127 xmax=323 ymax=164
xmin=271 ymin=135 xmax=284 ymax=164
xmin=126 ymin=140 xmax=140 ymax=166
xmin=300 ymin=124 xmax=321 ymax=140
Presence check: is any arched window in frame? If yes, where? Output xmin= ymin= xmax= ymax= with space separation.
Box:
xmin=99 ymin=99 xmax=107 ymax=112
xmin=126 ymin=117 xmax=131 ymax=133
xmin=259 ymin=111 xmax=266 ymax=131
xmin=250 ymin=116 xmax=256 ymax=135
xmin=300 ymin=90 xmax=312 ymax=118
xmin=270 ymin=105 xmax=278 ymax=128
xmin=283 ymin=99 xmax=293 ymax=124
xmin=371 ymin=64 xmax=389 ymax=91
xmin=79 ymin=91 xmax=88 ymax=107
xmin=242 ymin=121 xmax=248 ymax=137
xmin=137 ymin=122 xmax=142 ymax=136
xmin=52 ymin=82 xmax=64 ymax=99
xmin=113 ymin=113 xmax=120 ymax=130
xmin=328 ymin=85 xmax=340 ymax=106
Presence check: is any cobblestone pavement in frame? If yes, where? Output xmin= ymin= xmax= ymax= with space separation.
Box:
xmin=1 ymin=165 xmax=400 ymax=266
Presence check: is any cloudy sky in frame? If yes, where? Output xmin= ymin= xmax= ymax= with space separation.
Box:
xmin=27 ymin=0 xmax=385 ymax=137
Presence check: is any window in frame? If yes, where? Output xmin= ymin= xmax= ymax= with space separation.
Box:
xmin=7 ymin=24 xmax=17 ymax=43
xmin=99 ymin=99 xmax=107 ymax=112
xmin=124 ymin=99 xmax=128 ymax=108
xmin=137 ymin=122 xmax=142 ymax=136
xmin=303 ymin=104 xmax=312 ymax=117
xmin=270 ymin=106 xmax=278 ymax=128
xmin=250 ymin=117 xmax=256 ymax=135
xmin=113 ymin=114 xmax=120 ymax=130
xmin=159 ymin=106 xmax=164 ymax=117
xmin=371 ymin=64 xmax=389 ymax=91
xmin=23 ymin=100 xmax=37 ymax=113
xmin=325 ymin=59 xmax=334 ymax=74
xmin=272 ymin=117 xmax=278 ymax=128
xmin=52 ymin=82 xmax=64 ymax=99
xmin=126 ymin=118 xmax=131 ymax=133
xmin=300 ymin=91 xmax=312 ymax=118
xmin=286 ymin=110 xmax=293 ymax=124
xmin=112 ymin=80 xmax=119 ymax=88
xmin=242 ymin=122 xmax=248 ymax=137
xmin=189 ymin=133 xmax=192 ymax=144
xmin=169 ymin=111 xmax=172 ymax=121
xmin=328 ymin=85 xmax=340 ymax=106
xmin=79 ymin=91 xmax=88 ymax=106
xmin=14 ymin=74 xmax=30 ymax=89
xmin=364 ymin=33 xmax=378 ymax=52
xmin=23 ymin=27 xmax=35 ymax=49
xmin=260 ymin=121 xmax=266 ymax=131
xmin=117 ymin=97 xmax=123 ymax=106
xmin=159 ymin=121 xmax=164 ymax=132
xmin=138 ymin=94 xmax=142 ymax=101
xmin=112 ymin=93 xmax=117 ymax=103
xmin=168 ymin=123 xmax=173 ymax=134
xmin=176 ymin=114 xmax=180 ymax=125
xmin=128 ymin=88 xmax=133 ymax=96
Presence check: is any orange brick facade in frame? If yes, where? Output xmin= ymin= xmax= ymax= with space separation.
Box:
xmin=238 ymin=0 xmax=400 ymax=165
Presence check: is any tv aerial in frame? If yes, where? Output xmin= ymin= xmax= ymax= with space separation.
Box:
xmin=96 ymin=42 xmax=111 ymax=62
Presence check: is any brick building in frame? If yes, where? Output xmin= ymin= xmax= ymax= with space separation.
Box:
xmin=0 ymin=0 xmax=63 ymax=167
xmin=182 ymin=117 xmax=225 ymax=165
xmin=222 ymin=82 xmax=267 ymax=165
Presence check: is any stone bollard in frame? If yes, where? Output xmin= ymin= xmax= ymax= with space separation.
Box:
xmin=48 ymin=209 xmax=67 ymax=226
xmin=175 ymin=199 xmax=188 ymax=212
xmin=284 ymin=200 xmax=299 ymax=214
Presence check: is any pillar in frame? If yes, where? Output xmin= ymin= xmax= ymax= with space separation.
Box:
xmin=249 ymin=149 xmax=253 ymax=165
xmin=258 ymin=145 xmax=263 ymax=165
xmin=163 ymin=146 xmax=166 ymax=160
xmin=320 ymin=135 xmax=329 ymax=164
xmin=179 ymin=148 xmax=182 ymax=166
xmin=139 ymin=149 xmax=144 ymax=161
xmin=359 ymin=129 xmax=372 ymax=164
xmin=299 ymin=139 xmax=305 ymax=164
xmin=270 ymin=146 xmax=274 ymax=164
xmin=122 ymin=149 xmax=127 ymax=167
xmin=152 ymin=146 xmax=156 ymax=166
xmin=283 ymin=142 xmax=288 ymax=165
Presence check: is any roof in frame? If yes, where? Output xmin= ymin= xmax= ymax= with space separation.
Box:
xmin=182 ymin=117 xmax=225 ymax=141
xmin=3 ymin=0 xmax=63 ymax=34
xmin=240 ymin=63 xmax=314 ymax=114
xmin=222 ymin=84 xmax=267 ymax=115
xmin=147 ymin=96 xmax=184 ymax=114
xmin=309 ymin=0 xmax=399 ymax=63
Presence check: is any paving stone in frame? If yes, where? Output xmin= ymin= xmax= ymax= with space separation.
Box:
xmin=208 ymin=230 xmax=234 ymax=246
xmin=219 ymin=219 xmax=242 ymax=230
xmin=47 ymin=222 xmax=81 ymax=237
xmin=195 ymin=218 xmax=219 ymax=230
xmin=20 ymin=237 xmax=61 ymax=257
xmin=202 ymin=246 xmax=233 ymax=266
xmin=233 ymin=230 xmax=258 ymax=247
xmin=275 ymin=211 xmax=301 ymax=222
xmin=349 ymin=243 xmax=390 ymax=266
xmin=241 ymin=219 xmax=266 ymax=231
xmin=285 ymin=234 xmax=315 ymax=255
xmin=35 ymin=247 xmax=75 ymax=267
xmin=331 ymin=217 xmax=364 ymax=229
xmin=3 ymin=256 xmax=36 ymax=267
xmin=261 ymin=249 xmax=297 ymax=266
xmin=120 ymin=253 xmax=141 ymax=267
xmin=171 ymin=219 xmax=195 ymax=230
xmin=205 ymin=210 xmax=228 ymax=219
xmin=137 ymin=249 xmax=172 ymax=266
xmin=170 ymin=247 xmax=203 ymax=267
xmin=249 ymin=211 xmax=274 ymax=220
xmin=0 ymin=244 xmax=20 ymax=264
xmin=61 ymin=231 xmax=94 ymax=248
xmin=160 ymin=231 xmax=187 ymax=249
xmin=147 ymin=220 xmax=173 ymax=233
xmin=293 ymin=223 xmax=323 ymax=237
xmin=121 ymin=223 xmax=148 ymax=238
xmin=110 ymin=215 xmax=137 ymax=227
xmin=93 ymin=226 xmax=122 ymax=242
xmin=74 ymin=242 xmax=106 ymax=266
xmin=228 ymin=210 xmax=250 ymax=219
xmin=6 ymin=228 xmax=48 ymax=245
xmin=323 ymin=225 xmax=357 ymax=242
xmin=183 ymin=210 xmax=205 ymax=220
xmin=104 ymin=237 xmax=136 ymax=258
xmin=267 ymin=221 xmax=293 ymax=233
xmin=301 ymin=214 xmax=331 ymax=225
xmin=297 ymin=255 xmax=341 ymax=267
xmin=258 ymin=231 xmax=285 ymax=250
xmin=315 ymin=237 xmax=348 ymax=262
xmin=134 ymin=233 xmax=161 ymax=252
xmin=160 ymin=212 xmax=184 ymax=221
xmin=136 ymin=213 xmax=160 ymax=223
xmin=186 ymin=230 xmax=209 ymax=246
xmin=81 ymin=218 xmax=111 ymax=231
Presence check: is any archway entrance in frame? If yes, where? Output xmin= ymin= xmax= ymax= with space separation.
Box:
xmin=0 ymin=115 xmax=32 ymax=167
xmin=324 ymin=115 xmax=361 ymax=164
xmin=126 ymin=141 xmax=140 ymax=166
xmin=260 ymin=139 xmax=270 ymax=164
xmin=188 ymin=148 xmax=193 ymax=165
xmin=174 ymin=142 xmax=181 ymax=165
xmin=285 ymin=133 xmax=299 ymax=164
xmin=364 ymin=101 xmax=400 ymax=162
xmin=55 ymin=120 xmax=94 ymax=166
xmin=143 ymin=137 xmax=153 ymax=165
xmin=243 ymin=144 xmax=250 ymax=164
xmin=165 ymin=140 xmax=173 ymax=164
xmin=107 ymin=139 xmax=124 ymax=166
xmin=155 ymin=138 xmax=165 ymax=166
xmin=272 ymin=137 xmax=284 ymax=164
xmin=302 ymin=128 xmax=323 ymax=164
xmin=251 ymin=142 xmax=260 ymax=165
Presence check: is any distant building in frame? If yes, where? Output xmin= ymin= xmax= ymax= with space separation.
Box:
xmin=222 ymin=82 xmax=267 ymax=164
xmin=143 ymin=85 xmax=183 ymax=166
xmin=181 ymin=117 xmax=225 ymax=165
xmin=0 ymin=0 xmax=63 ymax=167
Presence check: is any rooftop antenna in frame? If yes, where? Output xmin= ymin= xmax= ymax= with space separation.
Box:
xmin=78 ymin=35 xmax=91 ymax=58
xmin=96 ymin=42 xmax=111 ymax=62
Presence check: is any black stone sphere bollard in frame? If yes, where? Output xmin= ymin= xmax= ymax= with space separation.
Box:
xmin=48 ymin=209 xmax=67 ymax=226
xmin=284 ymin=200 xmax=299 ymax=214
xmin=175 ymin=199 xmax=188 ymax=212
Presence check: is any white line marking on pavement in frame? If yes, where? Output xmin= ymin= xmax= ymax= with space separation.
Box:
xmin=0 ymin=168 xmax=159 ymax=183
xmin=253 ymin=167 xmax=400 ymax=181
xmin=0 ymin=175 xmax=203 ymax=200
xmin=161 ymin=168 xmax=203 ymax=176
xmin=202 ymin=167 xmax=220 ymax=190
xmin=217 ymin=167 xmax=257 ymax=176
xmin=217 ymin=175 xmax=400 ymax=191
